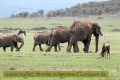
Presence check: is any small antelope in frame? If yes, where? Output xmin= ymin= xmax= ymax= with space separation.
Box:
xmin=100 ymin=43 xmax=110 ymax=59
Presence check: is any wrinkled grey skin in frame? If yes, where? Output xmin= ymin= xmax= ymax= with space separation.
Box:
xmin=45 ymin=26 xmax=71 ymax=52
xmin=67 ymin=21 xmax=103 ymax=53
xmin=0 ymin=34 xmax=24 ymax=52
xmin=32 ymin=32 xmax=60 ymax=51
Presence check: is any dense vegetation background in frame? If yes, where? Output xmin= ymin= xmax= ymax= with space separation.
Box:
xmin=10 ymin=0 xmax=120 ymax=18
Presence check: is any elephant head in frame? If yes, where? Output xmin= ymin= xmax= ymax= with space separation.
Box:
xmin=11 ymin=34 xmax=24 ymax=51
xmin=92 ymin=23 xmax=103 ymax=52
xmin=70 ymin=20 xmax=78 ymax=33
xmin=92 ymin=23 xmax=103 ymax=36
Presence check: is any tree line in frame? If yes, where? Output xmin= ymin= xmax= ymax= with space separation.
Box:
xmin=10 ymin=0 xmax=120 ymax=18
xmin=11 ymin=10 xmax=44 ymax=18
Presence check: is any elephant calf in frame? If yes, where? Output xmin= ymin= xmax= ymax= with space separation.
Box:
xmin=100 ymin=43 xmax=110 ymax=58
xmin=32 ymin=32 xmax=60 ymax=51
xmin=0 ymin=34 xmax=24 ymax=52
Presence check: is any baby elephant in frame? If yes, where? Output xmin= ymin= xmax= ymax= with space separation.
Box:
xmin=100 ymin=43 xmax=110 ymax=58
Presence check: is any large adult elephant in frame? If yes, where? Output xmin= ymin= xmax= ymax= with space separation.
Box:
xmin=67 ymin=21 xmax=103 ymax=53
xmin=0 ymin=34 xmax=24 ymax=52
xmin=45 ymin=26 xmax=78 ymax=52
xmin=32 ymin=32 xmax=60 ymax=51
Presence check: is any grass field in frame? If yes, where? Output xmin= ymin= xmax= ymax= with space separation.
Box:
xmin=0 ymin=17 xmax=120 ymax=80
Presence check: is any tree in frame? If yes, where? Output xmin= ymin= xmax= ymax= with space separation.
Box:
xmin=22 ymin=11 xmax=29 ymax=18
xmin=10 ymin=0 xmax=120 ymax=18
xmin=10 ymin=14 xmax=16 ymax=18
xmin=38 ymin=9 xmax=44 ymax=16
xmin=15 ymin=11 xmax=29 ymax=18
xmin=29 ymin=12 xmax=39 ymax=18
xmin=96 ymin=9 xmax=102 ymax=15
xmin=47 ymin=11 xmax=54 ymax=17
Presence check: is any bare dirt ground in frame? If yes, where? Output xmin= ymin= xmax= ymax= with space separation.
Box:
xmin=0 ymin=27 xmax=49 ymax=33
xmin=1 ymin=27 xmax=120 ymax=33
xmin=110 ymin=29 xmax=120 ymax=32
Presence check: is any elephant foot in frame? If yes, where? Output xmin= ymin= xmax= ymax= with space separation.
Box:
xmin=55 ymin=50 xmax=58 ymax=52
xmin=45 ymin=49 xmax=50 ymax=52
xmin=83 ymin=48 xmax=89 ymax=53
xmin=74 ymin=49 xmax=79 ymax=53
xmin=45 ymin=47 xmax=51 ymax=52
xmin=40 ymin=50 xmax=44 ymax=51
xmin=16 ymin=49 xmax=20 ymax=51
xmin=32 ymin=50 xmax=35 ymax=52
xmin=74 ymin=51 xmax=79 ymax=53
xmin=74 ymin=49 xmax=79 ymax=52
xmin=83 ymin=48 xmax=85 ymax=52
xmin=32 ymin=49 xmax=35 ymax=51
xmin=59 ymin=49 xmax=61 ymax=51
xmin=66 ymin=50 xmax=71 ymax=53
xmin=84 ymin=51 xmax=89 ymax=53
xmin=95 ymin=51 xmax=98 ymax=53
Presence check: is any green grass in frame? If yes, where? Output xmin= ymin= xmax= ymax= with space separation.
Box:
xmin=0 ymin=17 xmax=120 ymax=80
xmin=0 ymin=17 xmax=120 ymax=31
xmin=0 ymin=17 xmax=74 ymax=29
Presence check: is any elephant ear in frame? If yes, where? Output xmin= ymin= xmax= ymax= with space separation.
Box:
xmin=70 ymin=20 xmax=77 ymax=33
xmin=11 ymin=35 xmax=18 ymax=42
xmin=92 ymin=23 xmax=100 ymax=33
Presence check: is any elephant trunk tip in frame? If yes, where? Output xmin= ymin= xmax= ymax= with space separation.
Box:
xmin=99 ymin=31 xmax=103 ymax=36
xmin=100 ymin=33 xmax=103 ymax=36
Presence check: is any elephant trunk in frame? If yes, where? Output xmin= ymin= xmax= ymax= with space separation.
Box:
xmin=17 ymin=41 xmax=24 ymax=51
xmin=19 ymin=42 xmax=24 ymax=50
xmin=24 ymin=32 xmax=26 ymax=36
xmin=99 ymin=31 xmax=103 ymax=36
xmin=47 ymin=34 xmax=52 ymax=46
xmin=95 ymin=36 xmax=99 ymax=53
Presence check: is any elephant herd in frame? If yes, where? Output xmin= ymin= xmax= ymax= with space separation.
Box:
xmin=0 ymin=21 xmax=103 ymax=53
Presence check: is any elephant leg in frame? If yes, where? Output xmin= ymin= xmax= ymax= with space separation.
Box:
xmin=67 ymin=43 xmax=72 ymax=52
xmin=32 ymin=42 xmax=37 ymax=51
xmin=67 ymin=36 xmax=78 ymax=52
xmin=104 ymin=52 xmax=106 ymax=58
xmin=3 ymin=47 xmax=6 ymax=52
xmin=58 ymin=43 xmax=61 ymax=51
xmin=39 ymin=44 xmax=43 ymax=51
xmin=45 ymin=37 xmax=57 ymax=52
xmin=14 ymin=43 xmax=18 ymax=49
xmin=54 ymin=44 xmax=58 ymax=52
xmin=85 ymin=40 xmax=91 ymax=53
xmin=14 ymin=42 xmax=19 ymax=51
xmin=82 ymin=40 xmax=86 ymax=52
xmin=11 ymin=46 xmax=14 ymax=52
xmin=108 ymin=50 xmax=110 ymax=59
xmin=73 ymin=42 xmax=79 ymax=52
